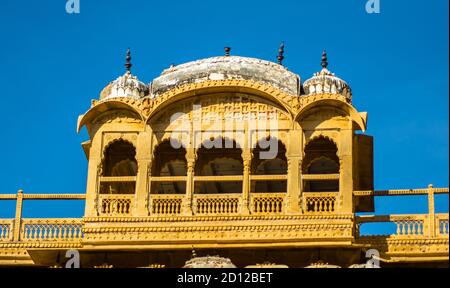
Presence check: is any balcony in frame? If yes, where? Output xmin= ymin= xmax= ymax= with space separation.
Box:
xmin=0 ymin=186 xmax=447 ymax=266
xmin=194 ymin=194 xmax=240 ymax=215
xmin=0 ymin=220 xmax=13 ymax=242
xmin=98 ymin=194 xmax=133 ymax=216
xmin=250 ymin=193 xmax=284 ymax=214
xmin=150 ymin=194 xmax=183 ymax=215
xmin=302 ymin=192 xmax=338 ymax=214
xmin=21 ymin=219 xmax=83 ymax=242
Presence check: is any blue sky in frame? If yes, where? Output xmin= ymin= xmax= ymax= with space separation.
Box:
xmin=0 ymin=0 xmax=448 ymax=228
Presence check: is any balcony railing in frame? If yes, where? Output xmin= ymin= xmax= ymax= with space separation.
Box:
xmin=21 ymin=219 xmax=83 ymax=242
xmin=193 ymin=194 xmax=240 ymax=215
xmin=0 ymin=186 xmax=447 ymax=243
xmin=250 ymin=193 xmax=284 ymax=214
xmin=437 ymin=214 xmax=449 ymax=236
xmin=356 ymin=214 xmax=426 ymax=237
xmin=0 ymin=220 xmax=13 ymax=242
xmin=302 ymin=192 xmax=338 ymax=214
xmin=98 ymin=194 xmax=133 ymax=216
xmin=150 ymin=194 xmax=183 ymax=215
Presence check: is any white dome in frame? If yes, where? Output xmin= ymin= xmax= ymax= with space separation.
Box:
xmin=100 ymin=71 xmax=149 ymax=100
xmin=303 ymin=51 xmax=352 ymax=101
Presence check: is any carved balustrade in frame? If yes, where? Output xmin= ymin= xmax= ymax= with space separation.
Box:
xmin=0 ymin=220 xmax=13 ymax=241
xmin=0 ymin=187 xmax=447 ymax=246
xmin=436 ymin=214 xmax=449 ymax=236
xmin=20 ymin=219 xmax=83 ymax=242
xmin=356 ymin=214 xmax=428 ymax=238
xmin=302 ymin=192 xmax=338 ymax=214
xmin=250 ymin=193 xmax=285 ymax=214
xmin=150 ymin=194 xmax=183 ymax=215
xmin=98 ymin=194 xmax=133 ymax=216
xmin=392 ymin=215 xmax=426 ymax=237
xmin=193 ymin=194 xmax=240 ymax=215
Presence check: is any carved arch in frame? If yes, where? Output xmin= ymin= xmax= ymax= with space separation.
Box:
xmin=302 ymin=135 xmax=339 ymax=173
xmin=296 ymin=98 xmax=366 ymax=132
xmin=145 ymin=81 xmax=295 ymax=122
xmin=304 ymin=133 xmax=339 ymax=154
xmin=77 ymin=99 xmax=144 ymax=135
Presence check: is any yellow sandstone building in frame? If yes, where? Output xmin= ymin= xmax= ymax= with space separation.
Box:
xmin=0 ymin=48 xmax=448 ymax=268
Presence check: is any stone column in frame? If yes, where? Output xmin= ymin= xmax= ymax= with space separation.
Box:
xmin=241 ymin=149 xmax=252 ymax=214
xmin=13 ymin=190 xmax=23 ymax=241
xmin=286 ymin=129 xmax=302 ymax=213
xmin=134 ymin=160 xmax=151 ymax=216
xmin=134 ymin=131 xmax=153 ymax=216
xmin=339 ymin=127 xmax=354 ymax=213
xmin=183 ymin=148 xmax=196 ymax=215
xmin=84 ymin=136 xmax=102 ymax=217
xmin=428 ymin=184 xmax=436 ymax=238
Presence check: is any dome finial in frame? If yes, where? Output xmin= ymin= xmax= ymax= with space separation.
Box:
xmin=321 ymin=49 xmax=328 ymax=69
xmin=224 ymin=47 xmax=231 ymax=56
xmin=277 ymin=41 xmax=285 ymax=65
xmin=125 ymin=48 xmax=132 ymax=72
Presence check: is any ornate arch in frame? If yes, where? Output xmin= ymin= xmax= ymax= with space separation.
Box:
xmin=151 ymin=138 xmax=187 ymax=176
xmin=101 ymin=138 xmax=137 ymax=177
xmin=296 ymin=96 xmax=367 ymax=132
xmin=304 ymin=155 xmax=339 ymax=173
xmin=251 ymin=135 xmax=288 ymax=150
xmin=144 ymin=80 xmax=296 ymax=122
xmin=304 ymin=133 xmax=340 ymax=153
xmin=302 ymin=135 xmax=340 ymax=173
xmin=77 ymin=99 xmax=145 ymax=135
xmin=103 ymin=133 xmax=138 ymax=150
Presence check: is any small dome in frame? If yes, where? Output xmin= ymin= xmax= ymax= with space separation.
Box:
xmin=183 ymin=255 xmax=237 ymax=268
xmin=303 ymin=51 xmax=352 ymax=100
xmin=100 ymin=71 xmax=149 ymax=100
xmin=100 ymin=48 xmax=150 ymax=100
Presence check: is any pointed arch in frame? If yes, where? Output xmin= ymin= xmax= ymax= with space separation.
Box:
xmin=296 ymin=98 xmax=367 ymax=132
xmin=77 ymin=100 xmax=144 ymax=135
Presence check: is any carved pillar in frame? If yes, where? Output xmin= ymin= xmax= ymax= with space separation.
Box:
xmin=428 ymin=184 xmax=436 ymax=237
xmin=241 ymin=149 xmax=252 ymax=214
xmin=13 ymin=190 xmax=23 ymax=241
xmin=135 ymin=131 xmax=153 ymax=216
xmin=286 ymin=129 xmax=302 ymax=213
xmin=183 ymin=148 xmax=196 ymax=215
xmin=135 ymin=160 xmax=151 ymax=216
xmin=84 ymin=136 xmax=102 ymax=217
xmin=339 ymin=127 xmax=354 ymax=213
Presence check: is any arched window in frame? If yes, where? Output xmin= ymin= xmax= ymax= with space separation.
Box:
xmin=252 ymin=139 xmax=287 ymax=193
xmin=100 ymin=140 xmax=137 ymax=194
xmin=195 ymin=137 xmax=243 ymax=194
xmin=303 ymin=137 xmax=339 ymax=192
xmin=151 ymin=140 xmax=187 ymax=194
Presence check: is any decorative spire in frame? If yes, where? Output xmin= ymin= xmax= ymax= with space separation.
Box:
xmin=125 ymin=48 xmax=132 ymax=72
xmin=277 ymin=42 xmax=285 ymax=65
xmin=224 ymin=47 xmax=231 ymax=56
xmin=321 ymin=49 xmax=328 ymax=69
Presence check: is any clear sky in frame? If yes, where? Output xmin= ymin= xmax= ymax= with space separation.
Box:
xmin=0 ymin=0 xmax=448 ymax=232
